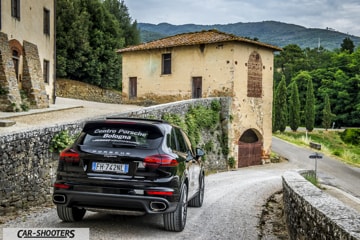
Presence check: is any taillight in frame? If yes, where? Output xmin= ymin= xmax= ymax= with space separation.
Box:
xmin=59 ymin=148 xmax=80 ymax=163
xmin=144 ymin=154 xmax=178 ymax=168
xmin=146 ymin=190 xmax=173 ymax=196
xmin=54 ymin=183 xmax=71 ymax=189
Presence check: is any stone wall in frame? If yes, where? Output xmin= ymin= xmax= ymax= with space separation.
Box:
xmin=282 ymin=170 xmax=360 ymax=240
xmin=22 ymin=41 xmax=49 ymax=109
xmin=56 ymin=79 xmax=122 ymax=104
xmin=0 ymin=32 xmax=22 ymax=111
xmin=0 ymin=97 xmax=230 ymax=217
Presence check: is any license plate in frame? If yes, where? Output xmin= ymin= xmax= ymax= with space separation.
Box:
xmin=92 ymin=162 xmax=129 ymax=173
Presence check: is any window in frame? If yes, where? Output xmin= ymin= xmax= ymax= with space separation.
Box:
xmin=162 ymin=53 xmax=171 ymax=74
xmin=11 ymin=0 xmax=20 ymax=20
xmin=43 ymin=60 xmax=50 ymax=83
xmin=43 ymin=8 xmax=50 ymax=35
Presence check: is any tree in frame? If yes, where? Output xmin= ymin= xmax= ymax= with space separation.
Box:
xmin=56 ymin=0 xmax=139 ymax=89
xmin=341 ymin=37 xmax=355 ymax=53
xmin=322 ymin=94 xmax=334 ymax=130
xmin=304 ymin=77 xmax=315 ymax=131
xmin=288 ymin=81 xmax=300 ymax=131
xmin=103 ymin=0 xmax=140 ymax=46
xmin=273 ymin=76 xmax=288 ymax=132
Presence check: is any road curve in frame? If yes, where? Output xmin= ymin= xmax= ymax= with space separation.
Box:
xmin=1 ymin=163 xmax=292 ymax=240
xmin=272 ymin=136 xmax=360 ymax=198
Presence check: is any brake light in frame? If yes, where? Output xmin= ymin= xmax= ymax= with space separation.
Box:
xmin=54 ymin=183 xmax=71 ymax=189
xmin=146 ymin=190 xmax=173 ymax=196
xmin=144 ymin=154 xmax=178 ymax=168
xmin=59 ymin=148 xmax=80 ymax=163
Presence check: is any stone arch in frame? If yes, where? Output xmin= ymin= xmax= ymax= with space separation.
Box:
xmin=238 ymin=128 xmax=263 ymax=168
xmin=247 ymin=51 xmax=263 ymax=98
xmin=9 ymin=39 xmax=23 ymax=56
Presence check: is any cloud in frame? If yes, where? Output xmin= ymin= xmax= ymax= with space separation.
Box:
xmin=124 ymin=0 xmax=360 ymax=36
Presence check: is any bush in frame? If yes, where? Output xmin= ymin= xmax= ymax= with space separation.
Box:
xmin=50 ymin=130 xmax=76 ymax=153
xmin=340 ymin=129 xmax=360 ymax=146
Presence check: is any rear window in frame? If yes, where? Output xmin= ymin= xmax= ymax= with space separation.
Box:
xmin=82 ymin=123 xmax=164 ymax=149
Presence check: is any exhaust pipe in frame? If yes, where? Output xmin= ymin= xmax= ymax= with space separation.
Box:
xmin=150 ymin=201 xmax=167 ymax=212
xmin=53 ymin=194 xmax=66 ymax=204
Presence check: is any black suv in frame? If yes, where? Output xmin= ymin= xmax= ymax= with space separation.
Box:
xmin=53 ymin=118 xmax=205 ymax=232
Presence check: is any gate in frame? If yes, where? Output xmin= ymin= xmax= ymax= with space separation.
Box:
xmin=238 ymin=141 xmax=262 ymax=168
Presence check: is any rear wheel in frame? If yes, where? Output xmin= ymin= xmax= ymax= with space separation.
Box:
xmin=163 ymin=184 xmax=188 ymax=232
xmin=189 ymin=174 xmax=205 ymax=207
xmin=57 ymin=205 xmax=86 ymax=222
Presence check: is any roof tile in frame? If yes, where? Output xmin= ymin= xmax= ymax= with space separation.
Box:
xmin=117 ymin=29 xmax=282 ymax=53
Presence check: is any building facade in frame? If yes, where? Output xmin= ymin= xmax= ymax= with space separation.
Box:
xmin=118 ymin=30 xmax=281 ymax=167
xmin=0 ymin=0 xmax=55 ymax=111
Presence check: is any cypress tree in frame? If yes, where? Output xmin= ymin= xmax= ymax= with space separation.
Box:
xmin=304 ymin=78 xmax=315 ymax=131
xmin=273 ymin=76 xmax=288 ymax=132
xmin=322 ymin=94 xmax=334 ymax=130
xmin=288 ymin=81 xmax=300 ymax=131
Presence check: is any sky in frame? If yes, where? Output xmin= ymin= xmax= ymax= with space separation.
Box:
xmin=123 ymin=0 xmax=360 ymax=37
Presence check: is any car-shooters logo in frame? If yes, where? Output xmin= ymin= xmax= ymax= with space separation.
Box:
xmin=3 ymin=228 xmax=89 ymax=240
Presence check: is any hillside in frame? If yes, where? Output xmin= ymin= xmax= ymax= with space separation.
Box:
xmin=138 ymin=21 xmax=360 ymax=50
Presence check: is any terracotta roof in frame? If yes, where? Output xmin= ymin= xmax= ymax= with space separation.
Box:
xmin=117 ymin=29 xmax=282 ymax=53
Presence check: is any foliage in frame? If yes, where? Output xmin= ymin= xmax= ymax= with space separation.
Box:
xmin=274 ymin=42 xmax=360 ymax=128
xmin=162 ymin=100 xmax=222 ymax=150
xmin=340 ymin=129 xmax=360 ymax=146
xmin=273 ymin=76 xmax=287 ymax=132
xmin=56 ymin=0 xmax=140 ymax=90
xmin=50 ymin=131 xmax=77 ymax=153
xmin=0 ymin=86 xmax=9 ymax=95
xmin=288 ymin=81 xmax=300 ymax=131
xmin=341 ymin=37 xmax=355 ymax=53
xmin=274 ymin=130 xmax=360 ymax=167
xmin=228 ymin=157 xmax=236 ymax=169
xmin=304 ymin=77 xmax=315 ymax=131
xmin=322 ymin=94 xmax=335 ymax=130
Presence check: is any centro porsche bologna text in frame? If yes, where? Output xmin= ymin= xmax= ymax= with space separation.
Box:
xmin=17 ymin=229 xmax=75 ymax=238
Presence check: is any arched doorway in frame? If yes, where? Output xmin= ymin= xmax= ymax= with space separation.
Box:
xmin=238 ymin=129 xmax=262 ymax=168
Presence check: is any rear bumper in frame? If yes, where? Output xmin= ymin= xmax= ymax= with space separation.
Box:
xmin=53 ymin=189 xmax=179 ymax=214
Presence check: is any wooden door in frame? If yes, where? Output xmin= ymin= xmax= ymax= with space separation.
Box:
xmin=129 ymin=77 xmax=137 ymax=99
xmin=192 ymin=77 xmax=202 ymax=98
xmin=238 ymin=141 xmax=262 ymax=168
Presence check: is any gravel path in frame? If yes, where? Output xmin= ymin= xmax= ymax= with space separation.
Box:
xmin=0 ymin=162 xmax=291 ymax=240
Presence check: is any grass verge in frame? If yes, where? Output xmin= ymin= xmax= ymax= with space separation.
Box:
xmin=274 ymin=129 xmax=360 ymax=167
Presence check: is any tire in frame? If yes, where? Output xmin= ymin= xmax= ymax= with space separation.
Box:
xmin=57 ymin=205 xmax=86 ymax=222
xmin=189 ymin=174 xmax=205 ymax=207
xmin=163 ymin=184 xmax=188 ymax=232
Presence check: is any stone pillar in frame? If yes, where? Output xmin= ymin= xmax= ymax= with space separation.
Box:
xmin=0 ymin=32 xmax=22 ymax=112
xmin=22 ymin=41 xmax=49 ymax=109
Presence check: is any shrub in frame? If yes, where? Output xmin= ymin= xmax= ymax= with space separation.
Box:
xmin=50 ymin=130 xmax=76 ymax=153
xmin=340 ymin=129 xmax=360 ymax=146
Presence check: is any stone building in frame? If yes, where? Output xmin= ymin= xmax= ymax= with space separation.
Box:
xmin=118 ymin=30 xmax=281 ymax=168
xmin=0 ymin=0 xmax=55 ymax=112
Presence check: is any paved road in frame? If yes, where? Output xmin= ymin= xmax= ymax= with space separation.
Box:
xmin=0 ymin=163 xmax=292 ymax=240
xmin=272 ymin=136 xmax=360 ymax=199
xmin=1 ymin=99 xmax=359 ymax=239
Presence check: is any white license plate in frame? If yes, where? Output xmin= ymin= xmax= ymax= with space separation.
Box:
xmin=92 ymin=162 xmax=129 ymax=173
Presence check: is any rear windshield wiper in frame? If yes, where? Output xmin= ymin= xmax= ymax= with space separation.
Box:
xmin=112 ymin=142 xmax=138 ymax=148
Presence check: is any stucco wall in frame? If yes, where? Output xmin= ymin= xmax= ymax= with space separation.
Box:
xmin=121 ymin=42 xmax=275 ymax=165
xmin=282 ymin=170 xmax=360 ymax=239
xmin=1 ymin=0 xmax=55 ymax=103
xmin=0 ymin=98 xmax=230 ymax=217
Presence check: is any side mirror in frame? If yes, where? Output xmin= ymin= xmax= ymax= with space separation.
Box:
xmin=196 ymin=148 xmax=205 ymax=158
